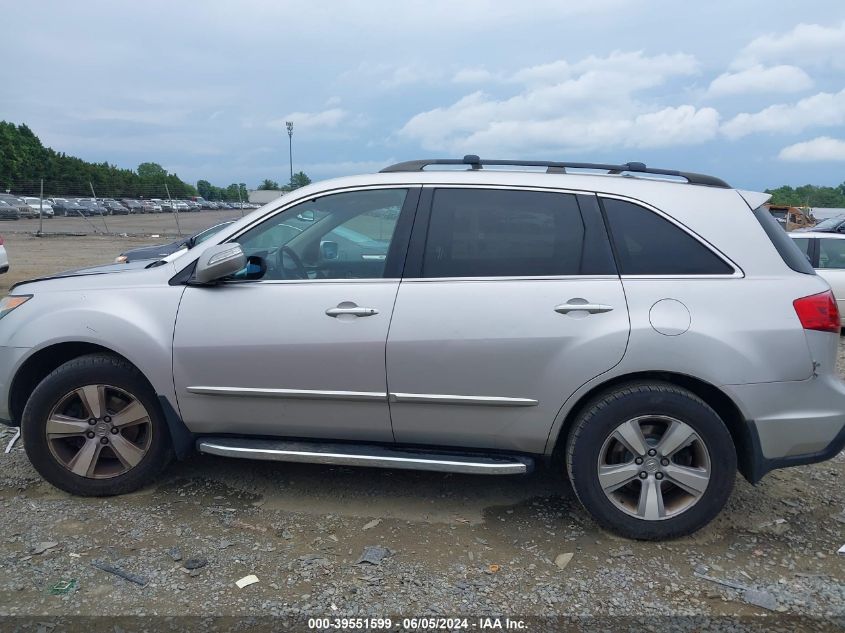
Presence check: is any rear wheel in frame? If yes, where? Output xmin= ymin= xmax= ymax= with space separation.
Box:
xmin=565 ymin=382 xmax=736 ymax=540
xmin=22 ymin=354 xmax=173 ymax=496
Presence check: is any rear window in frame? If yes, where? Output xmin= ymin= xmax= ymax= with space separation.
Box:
xmin=602 ymin=198 xmax=734 ymax=275
xmin=752 ymin=206 xmax=816 ymax=274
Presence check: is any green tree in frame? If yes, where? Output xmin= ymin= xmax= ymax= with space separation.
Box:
xmin=287 ymin=171 xmax=311 ymax=191
xmin=258 ymin=179 xmax=280 ymax=190
xmin=137 ymin=162 xmax=168 ymax=180
xmin=196 ymin=179 xmax=213 ymax=199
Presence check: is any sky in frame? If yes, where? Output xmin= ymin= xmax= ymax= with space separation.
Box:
xmin=2 ymin=0 xmax=845 ymax=192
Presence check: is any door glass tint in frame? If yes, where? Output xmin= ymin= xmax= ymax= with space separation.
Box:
xmin=602 ymin=198 xmax=734 ymax=275
xmin=235 ymin=189 xmax=406 ymax=280
xmin=818 ymin=239 xmax=845 ymax=269
xmin=422 ymin=189 xmax=585 ymax=278
xmin=790 ymin=237 xmax=812 ymax=264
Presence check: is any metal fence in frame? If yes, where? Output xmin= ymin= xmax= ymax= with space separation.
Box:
xmin=1 ymin=179 xmax=252 ymax=238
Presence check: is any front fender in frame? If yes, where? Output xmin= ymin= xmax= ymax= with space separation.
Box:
xmin=3 ymin=284 xmax=186 ymax=410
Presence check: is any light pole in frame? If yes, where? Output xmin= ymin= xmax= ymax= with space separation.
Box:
xmin=285 ymin=121 xmax=294 ymax=187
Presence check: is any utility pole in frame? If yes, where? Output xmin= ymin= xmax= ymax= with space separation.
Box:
xmin=286 ymin=121 xmax=294 ymax=187
xmin=236 ymin=183 xmax=244 ymax=217
xmin=90 ymin=182 xmax=108 ymax=233
xmin=38 ymin=178 xmax=43 ymax=235
xmin=165 ymin=183 xmax=181 ymax=236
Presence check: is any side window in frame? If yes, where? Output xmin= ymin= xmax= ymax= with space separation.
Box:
xmin=818 ymin=239 xmax=845 ymax=269
xmin=790 ymin=237 xmax=813 ymax=264
xmin=235 ymin=189 xmax=407 ymax=280
xmin=602 ymin=198 xmax=734 ymax=275
xmin=422 ymin=189 xmax=586 ymax=278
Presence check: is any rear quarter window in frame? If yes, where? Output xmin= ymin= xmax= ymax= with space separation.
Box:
xmin=601 ymin=198 xmax=734 ymax=275
xmin=752 ymin=206 xmax=816 ymax=274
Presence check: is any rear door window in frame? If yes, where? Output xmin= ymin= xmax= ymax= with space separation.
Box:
xmin=421 ymin=188 xmax=589 ymax=278
xmin=601 ymin=198 xmax=734 ymax=275
xmin=818 ymin=239 xmax=845 ymax=269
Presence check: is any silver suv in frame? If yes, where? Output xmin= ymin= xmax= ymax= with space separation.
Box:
xmin=2 ymin=156 xmax=844 ymax=540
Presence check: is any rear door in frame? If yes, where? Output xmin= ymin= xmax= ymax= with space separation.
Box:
xmin=385 ymin=187 xmax=629 ymax=453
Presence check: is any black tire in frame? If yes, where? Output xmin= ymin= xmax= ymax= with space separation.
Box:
xmin=565 ymin=381 xmax=736 ymax=540
xmin=22 ymin=354 xmax=173 ymax=496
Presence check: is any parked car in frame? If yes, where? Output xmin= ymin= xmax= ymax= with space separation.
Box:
xmin=75 ymin=199 xmax=108 ymax=216
xmin=0 ymin=234 xmax=7 ymax=274
xmin=52 ymin=201 xmax=86 ymax=217
xmin=22 ymin=197 xmax=54 ymax=218
xmin=3 ymin=156 xmax=845 ymax=541
xmin=794 ymin=215 xmax=845 ymax=234
xmin=114 ymin=220 xmax=235 ymax=263
xmin=140 ymin=200 xmax=161 ymax=213
xmin=0 ymin=200 xmax=20 ymax=220
xmin=104 ymin=201 xmax=129 ymax=215
xmin=121 ymin=199 xmax=144 ymax=214
xmin=0 ymin=194 xmax=31 ymax=218
xmin=790 ymin=232 xmax=845 ymax=325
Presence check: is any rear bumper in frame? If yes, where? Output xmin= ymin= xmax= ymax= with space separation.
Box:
xmin=724 ymin=374 xmax=845 ymax=483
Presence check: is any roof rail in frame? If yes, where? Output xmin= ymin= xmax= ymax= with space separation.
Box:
xmin=380 ymin=155 xmax=731 ymax=188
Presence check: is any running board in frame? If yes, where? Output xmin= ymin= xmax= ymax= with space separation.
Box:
xmin=195 ymin=438 xmax=532 ymax=475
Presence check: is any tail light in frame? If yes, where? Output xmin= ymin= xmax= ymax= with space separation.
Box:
xmin=0 ymin=235 xmax=4 ymax=245
xmin=793 ymin=290 xmax=841 ymax=333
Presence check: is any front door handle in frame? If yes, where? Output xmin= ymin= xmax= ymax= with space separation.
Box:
xmin=326 ymin=302 xmax=379 ymax=317
xmin=554 ymin=301 xmax=614 ymax=315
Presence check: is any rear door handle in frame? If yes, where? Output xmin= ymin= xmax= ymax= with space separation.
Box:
xmin=326 ymin=304 xmax=379 ymax=317
xmin=554 ymin=302 xmax=614 ymax=315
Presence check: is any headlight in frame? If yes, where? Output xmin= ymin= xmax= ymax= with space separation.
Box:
xmin=0 ymin=295 xmax=31 ymax=319
xmin=115 ymin=255 xmax=128 ymax=264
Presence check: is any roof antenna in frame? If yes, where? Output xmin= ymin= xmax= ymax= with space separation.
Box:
xmin=463 ymin=154 xmax=482 ymax=170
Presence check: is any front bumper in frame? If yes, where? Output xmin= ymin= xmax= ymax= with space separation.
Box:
xmin=723 ymin=374 xmax=845 ymax=483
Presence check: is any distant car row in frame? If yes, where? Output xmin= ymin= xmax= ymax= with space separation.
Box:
xmin=0 ymin=194 xmax=259 ymax=219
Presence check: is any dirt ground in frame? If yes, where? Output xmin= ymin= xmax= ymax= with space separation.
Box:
xmin=0 ymin=228 xmax=842 ymax=628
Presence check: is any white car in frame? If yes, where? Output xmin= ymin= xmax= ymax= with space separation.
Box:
xmin=0 ymin=234 xmax=8 ymax=274
xmin=21 ymin=197 xmax=54 ymax=218
xmin=790 ymin=231 xmax=845 ymax=325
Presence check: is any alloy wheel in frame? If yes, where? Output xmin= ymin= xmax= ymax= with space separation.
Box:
xmin=45 ymin=384 xmax=152 ymax=479
xmin=597 ymin=415 xmax=711 ymax=520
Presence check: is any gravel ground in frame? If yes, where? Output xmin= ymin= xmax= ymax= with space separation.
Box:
xmin=0 ymin=233 xmax=842 ymax=627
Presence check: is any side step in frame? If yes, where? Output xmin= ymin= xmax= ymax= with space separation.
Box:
xmin=196 ymin=438 xmax=532 ymax=475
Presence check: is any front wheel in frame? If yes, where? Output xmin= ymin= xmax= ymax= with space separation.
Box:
xmin=565 ymin=382 xmax=736 ymax=540
xmin=22 ymin=354 xmax=173 ymax=496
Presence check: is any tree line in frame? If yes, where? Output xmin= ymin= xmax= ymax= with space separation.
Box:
xmin=765 ymin=183 xmax=845 ymax=208
xmin=0 ymin=121 xmax=312 ymax=201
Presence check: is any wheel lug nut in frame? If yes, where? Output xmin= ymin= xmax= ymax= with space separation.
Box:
xmin=647 ymin=449 xmax=657 ymax=457
xmin=103 ymin=416 xmax=111 ymax=423
xmin=100 ymin=437 xmax=109 ymax=444
xmin=88 ymin=418 xmax=96 ymax=425
xmin=639 ymin=472 xmax=648 ymax=479
xmin=634 ymin=457 xmax=643 ymax=465
xmin=110 ymin=427 xmax=119 ymax=434
xmin=655 ymin=472 xmax=664 ymax=480
xmin=86 ymin=431 xmax=95 ymax=439
xmin=661 ymin=458 xmax=670 ymax=466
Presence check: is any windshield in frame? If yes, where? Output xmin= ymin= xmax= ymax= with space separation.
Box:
xmin=812 ymin=216 xmax=845 ymax=230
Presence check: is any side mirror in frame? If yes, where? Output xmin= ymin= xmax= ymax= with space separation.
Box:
xmin=321 ymin=240 xmax=339 ymax=260
xmin=194 ymin=243 xmax=246 ymax=284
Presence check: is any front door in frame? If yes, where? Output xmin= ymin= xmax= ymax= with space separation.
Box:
xmin=386 ymin=187 xmax=630 ymax=453
xmin=173 ymin=187 xmax=418 ymax=442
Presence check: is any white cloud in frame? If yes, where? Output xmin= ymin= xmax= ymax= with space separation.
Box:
xmin=734 ymin=22 xmax=845 ymax=69
xmin=721 ymin=88 xmax=845 ymax=139
xmin=511 ymin=51 xmax=699 ymax=87
xmin=400 ymin=51 xmax=714 ymax=154
xmin=269 ymin=108 xmax=348 ymax=132
xmin=707 ymin=64 xmax=813 ymax=96
xmin=779 ymin=137 xmax=845 ymax=162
